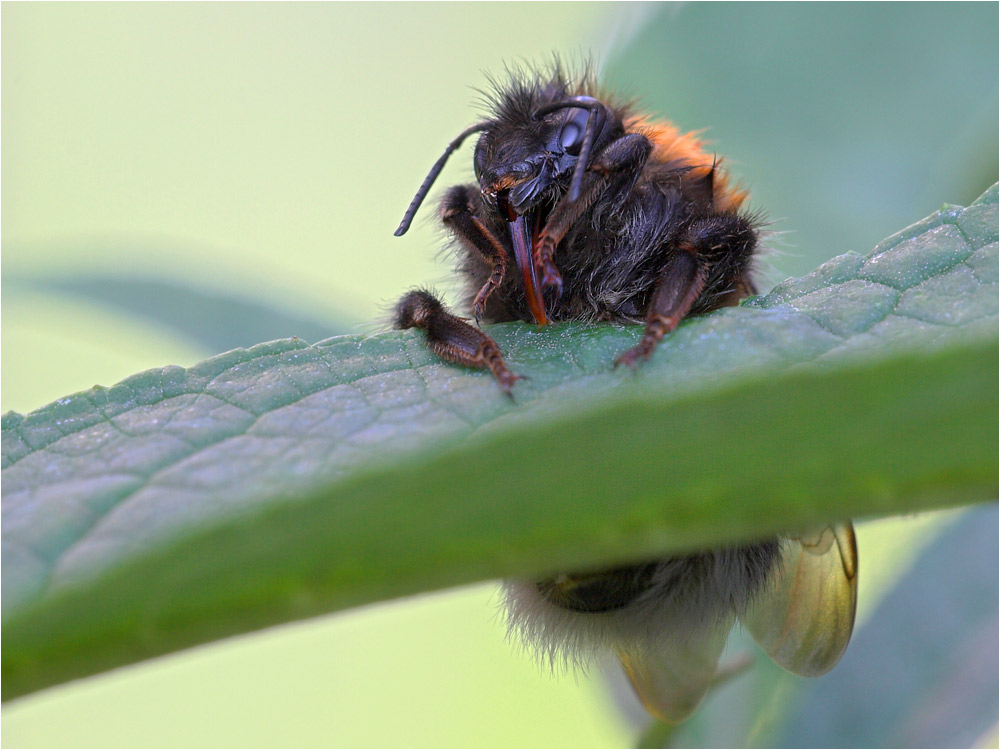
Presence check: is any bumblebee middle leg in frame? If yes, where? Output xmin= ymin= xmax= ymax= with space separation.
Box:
xmin=615 ymin=213 xmax=757 ymax=368
xmin=394 ymin=289 xmax=522 ymax=395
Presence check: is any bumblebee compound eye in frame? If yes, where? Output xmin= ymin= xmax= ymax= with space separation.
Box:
xmin=473 ymin=143 xmax=488 ymax=182
xmin=548 ymin=96 xmax=607 ymax=156
xmin=559 ymin=106 xmax=593 ymax=156
xmin=534 ymin=96 xmax=608 ymax=202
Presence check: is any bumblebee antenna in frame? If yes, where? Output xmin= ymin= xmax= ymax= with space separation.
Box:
xmin=534 ymin=98 xmax=604 ymax=203
xmin=394 ymin=121 xmax=490 ymax=236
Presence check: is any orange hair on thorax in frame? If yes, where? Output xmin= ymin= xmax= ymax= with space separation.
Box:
xmin=624 ymin=114 xmax=748 ymax=213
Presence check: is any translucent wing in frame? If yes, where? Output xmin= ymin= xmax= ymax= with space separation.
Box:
xmin=741 ymin=523 xmax=858 ymax=676
xmin=618 ymin=618 xmax=734 ymax=724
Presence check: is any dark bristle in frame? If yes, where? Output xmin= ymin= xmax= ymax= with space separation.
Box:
xmin=475 ymin=57 xmax=603 ymax=125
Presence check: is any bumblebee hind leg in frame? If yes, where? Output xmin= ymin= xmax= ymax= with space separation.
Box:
xmin=394 ymin=289 xmax=522 ymax=396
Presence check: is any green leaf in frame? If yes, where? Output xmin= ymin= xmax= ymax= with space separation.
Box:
xmin=3 ymin=186 xmax=997 ymax=701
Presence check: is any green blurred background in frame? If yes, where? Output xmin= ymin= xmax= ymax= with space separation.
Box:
xmin=2 ymin=3 xmax=996 ymax=747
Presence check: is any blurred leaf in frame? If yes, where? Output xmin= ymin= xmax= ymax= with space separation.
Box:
xmin=606 ymin=3 xmax=999 ymax=279
xmin=2 ymin=186 xmax=997 ymax=701
xmin=5 ymin=276 xmax=351 ymax=354
xmin=658 ymin=507 xmax=998 ymax=749
xmin=638 ymin=720 xmax=677 ymax=749
xmin=774 ymin=505 xmax=998 ymax=748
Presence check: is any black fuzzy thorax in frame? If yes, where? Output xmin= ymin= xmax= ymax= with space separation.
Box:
xmin=458 ymin=170 xmax=757 ymax=325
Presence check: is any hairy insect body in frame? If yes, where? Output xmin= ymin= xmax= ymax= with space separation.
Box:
xmin=394 ymin=68 xmax=761 ymax=380
xmin=464 ymin=169 xmax=757 ymax=329
xmin=393 ymin=66 xmax=856 ymax=724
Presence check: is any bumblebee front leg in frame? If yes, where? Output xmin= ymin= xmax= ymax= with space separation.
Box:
xmin=536 ymin=133 xmax=653 ymax=294
xmin=394 ymin=289 xmax=522 ymax=395
xmin=440 ymin=185 xmax=509 ymax=321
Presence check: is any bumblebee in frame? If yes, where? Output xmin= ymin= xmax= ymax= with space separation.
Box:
xmin=394 ymin=64 xmax=758 ymax=389
xmin=393 ymin=64 xmax=856 ymax=722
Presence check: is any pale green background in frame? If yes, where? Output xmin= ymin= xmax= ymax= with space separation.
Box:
xmin=2 ymin=2 xmax=996 ymax=747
